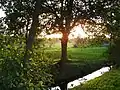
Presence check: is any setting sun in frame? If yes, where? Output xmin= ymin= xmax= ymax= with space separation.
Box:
xmin=69 ymin=25 xmax=88 ymax=39
xmin=44 ymin=25 xmax=88 ymax=39
xmin=45 ymin=33 xmax=62 ymax=39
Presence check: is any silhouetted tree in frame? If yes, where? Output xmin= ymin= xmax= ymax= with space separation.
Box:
xmin=38 ymin=0 xmax=119 ymax=64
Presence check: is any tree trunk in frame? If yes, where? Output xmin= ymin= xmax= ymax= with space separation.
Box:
xmin=60 ymin=32 xmax=68 ymax=63
xmin=23 ymin=0 xmax=41 ymax=68
xmin=59 ymin=82 xmax=67 ymax=90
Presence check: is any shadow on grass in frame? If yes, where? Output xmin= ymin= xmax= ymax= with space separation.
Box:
xmin=50 ymin=59 xmax=109 ymax=87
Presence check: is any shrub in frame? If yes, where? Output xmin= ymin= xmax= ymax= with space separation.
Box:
xmin=0 ymin=35 xmax=53 ymax=89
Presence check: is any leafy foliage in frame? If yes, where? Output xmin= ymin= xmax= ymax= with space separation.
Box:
xmin=108 ymin=38 xmax=120 ymax=67
xmin=0 ymin=34 xmax=53 ymax=89
xmin=107 ymin=5 xmax=120 ymax=67
xmin=0 ymin=0 xmax=120 ymax=89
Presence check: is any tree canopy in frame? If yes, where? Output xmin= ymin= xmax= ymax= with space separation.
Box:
xmin=0 ymin=0 xmax=120 ymax=89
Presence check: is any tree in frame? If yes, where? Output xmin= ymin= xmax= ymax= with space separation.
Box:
xmin=106 ymin=5 xmax=120 ymax=67
xmin=1 ymin=0 xmax=119 ymax=64
xmin=23 ymin=0 xmax=42 ymax=68
xmin=38 ymin=0 xmax=119 ymax=64
xmin=0 ymin=0 xmax=46 ymax=67
xmin=0 ymin=0 xmax=54 ymax=89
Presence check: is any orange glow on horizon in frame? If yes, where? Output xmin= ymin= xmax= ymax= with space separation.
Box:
xmin=42 ymin=25 xmax=88 ymax=39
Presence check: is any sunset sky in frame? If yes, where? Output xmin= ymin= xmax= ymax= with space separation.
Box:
xmin=0 ymin=9 xmax=87 ymax=39
xmin=44 ymin=25 xmax=88 ymax=39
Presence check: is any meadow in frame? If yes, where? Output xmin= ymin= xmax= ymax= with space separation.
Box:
xmin=45 ymin=43 xmax=108 ymax=63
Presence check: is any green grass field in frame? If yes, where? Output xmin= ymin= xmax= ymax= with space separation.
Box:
xmin=46 ymin=47 xmax=108 ymax=62
xmin=72 ymin=68 xmax=120 ymax=90
xmin=68 ymin=47 xmax=107 ymax=60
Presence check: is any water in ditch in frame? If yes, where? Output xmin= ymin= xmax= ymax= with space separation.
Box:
xmin=50 ymin=66 xmax=111 ymax=90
